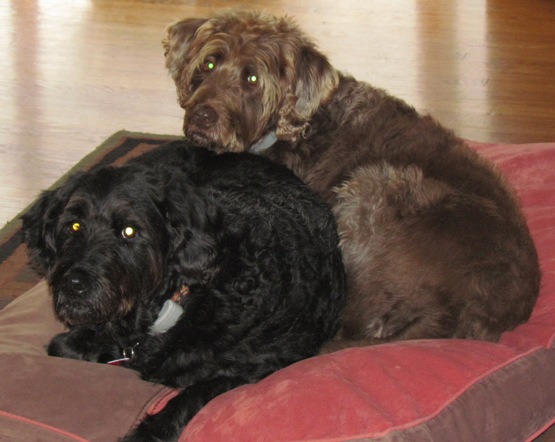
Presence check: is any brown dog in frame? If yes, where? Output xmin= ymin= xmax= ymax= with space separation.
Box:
xmin=163 ymin=10 xmax=541 ymax=351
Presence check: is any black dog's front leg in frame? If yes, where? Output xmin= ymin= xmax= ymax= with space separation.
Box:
xmin=121 ymin=376 xmax=247 ymax=442
xmin=47 ymin=326 xmax=119 ymax=362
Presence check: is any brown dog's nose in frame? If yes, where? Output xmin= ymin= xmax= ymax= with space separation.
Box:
xmin=189 ymin=105 xmax=219 ymax=129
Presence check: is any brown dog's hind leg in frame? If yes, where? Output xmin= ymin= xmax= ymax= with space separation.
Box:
xmin=324 ymin=161 xmax=534 ymax=353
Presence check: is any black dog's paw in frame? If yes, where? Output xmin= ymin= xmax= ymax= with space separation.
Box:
xmin=47 ymin=330 xmax=95 ymax=360
xmin=47 ymin=327 xmax=117 ymax=362
xmin=128 ymin=335 xmax=183 ymax=386
xmin=47 ymin=332 xmax=71 ymax=357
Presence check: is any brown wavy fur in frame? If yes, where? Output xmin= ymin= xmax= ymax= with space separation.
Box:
xmin=163 ymin=10 xmax=541 ymax=352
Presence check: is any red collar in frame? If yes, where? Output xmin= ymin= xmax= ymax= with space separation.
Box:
xmin=172 ymin=284 xmax=190 ymax=304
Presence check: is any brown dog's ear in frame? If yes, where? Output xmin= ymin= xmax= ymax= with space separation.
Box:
xmin=163 ymin=18 xmax=209 ymax=82
xmin=277 ymin=43 xmax=339 ymax=143
xmin=294 ymin=45 xmax=339 ymax=120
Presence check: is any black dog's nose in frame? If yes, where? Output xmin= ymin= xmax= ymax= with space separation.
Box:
xmin=189 ymin=105 xmax=219 ymax=129
xmin=65 ymin=269 xmax=91 ymax=295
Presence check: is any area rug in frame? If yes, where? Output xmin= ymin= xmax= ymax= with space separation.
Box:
xmin=0 ymin=131 xmax=182 ymax=309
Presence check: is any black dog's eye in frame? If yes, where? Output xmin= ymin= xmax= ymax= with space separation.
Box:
xmin=70 ymin=222 xmax=82 ymax=233
xmin=121 ymin=226 xmax=138 ymax=239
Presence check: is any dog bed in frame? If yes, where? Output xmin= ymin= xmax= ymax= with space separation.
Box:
xmin=0 ymin=139 xmax=554 ymax=441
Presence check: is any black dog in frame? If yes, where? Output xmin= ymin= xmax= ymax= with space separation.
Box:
xmin=21 ymin=141 xmax=346 ymax=441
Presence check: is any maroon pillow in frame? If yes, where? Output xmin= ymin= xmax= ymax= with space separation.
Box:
xmin=0 ymin=281 xmax=177 ymax=441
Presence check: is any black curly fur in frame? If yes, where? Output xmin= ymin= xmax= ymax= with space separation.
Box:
xmin=21 ymin=141 xmax=346 ymax=441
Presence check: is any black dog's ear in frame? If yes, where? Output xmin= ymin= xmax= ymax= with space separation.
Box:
xmin=20 ymin=174 xmax=81 ymax=275
xmin=163 ymin=171 xmax=220 ymax=284
xmin=163 ymin=17 xmax=209 ymax=82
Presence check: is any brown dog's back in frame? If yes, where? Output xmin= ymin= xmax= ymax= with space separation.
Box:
xmin=288 ymin=75 xmax=540 ymax=349
xmin=294 ymin=75 xmax=540 ymax=350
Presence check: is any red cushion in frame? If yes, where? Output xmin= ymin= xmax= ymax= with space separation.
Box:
xmin=181 ymin=142 xmax=555 ymax=441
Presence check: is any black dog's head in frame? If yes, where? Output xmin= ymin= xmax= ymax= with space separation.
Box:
xmin=21 ymin=163 xmax=219 ymax=327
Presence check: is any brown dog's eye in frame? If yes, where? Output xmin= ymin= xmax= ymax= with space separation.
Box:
xmin=246 ymin=73 xmax=258 ymax=86
xmin=202 ymin=60 xmax=216 ymax=73
xmin=122 ymin=226 xmax=138 ymax=239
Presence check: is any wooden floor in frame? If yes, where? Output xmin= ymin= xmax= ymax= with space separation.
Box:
xmin=1 ymin=0 xmax=555 ymax=227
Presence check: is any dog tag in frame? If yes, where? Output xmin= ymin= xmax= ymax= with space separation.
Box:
xmin=150 ymin=299 xmax=184 ymax=334
xmin=106 ymin=345 xmax=136 ymax=366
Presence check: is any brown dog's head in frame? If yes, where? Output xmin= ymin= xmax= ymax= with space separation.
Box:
xmin=163 ymin=10 xmax=339 ymax=152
